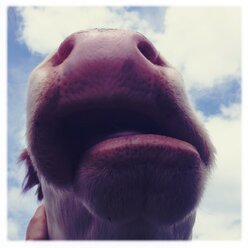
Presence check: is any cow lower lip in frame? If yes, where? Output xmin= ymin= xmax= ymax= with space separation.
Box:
xmin=83 ymin=130 xmax=144 ymax=150
xmin=78 ymin=134 xmax=201 ymax=170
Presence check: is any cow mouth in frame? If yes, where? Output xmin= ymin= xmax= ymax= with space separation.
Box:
xmin=57 ymin=106 xmax=202 ymax=174
xmin=29 ymin=71 xmax=214 ymax=187
xmin=61 ymin=109 xmax=165 ymax=159
xmin=30 ymin=93 xmax=212 ymax=186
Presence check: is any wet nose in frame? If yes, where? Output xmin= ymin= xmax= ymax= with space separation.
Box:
xmin=51 ymin=29 xmax=165 ymax=69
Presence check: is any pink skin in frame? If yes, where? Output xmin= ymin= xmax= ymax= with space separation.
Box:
xmin=21 ymin=29 xmax=215 ymax=240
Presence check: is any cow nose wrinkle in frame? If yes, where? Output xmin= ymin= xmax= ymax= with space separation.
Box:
xmin=137 ymin=40 xmax=165 ymax=66
xmin=52 ymin=36 xmax=75 ymax=66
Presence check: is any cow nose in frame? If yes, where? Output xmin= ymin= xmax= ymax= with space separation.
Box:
xmin=52 ymin=35 xmax=75 ymax=66
xmin=51 ymin=30 xmax=165 ymax=68
xmin=137 ymin=39 xmax=165 ymax=66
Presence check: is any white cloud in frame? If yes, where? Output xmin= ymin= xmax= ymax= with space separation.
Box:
xmin=194 ymin=210 xmax=240 ymax=240
xmin=18 ymin=7 xmax=153 ymax=54
xmin=8 ymin=186 xmax=39 ymax=240
xmin=8 ymin=186 xmax=39 ymax=216
xmin=193 ymin=103 xmax=241 ymax=239
xmin=8 ymin=218 xmax=20 ymax=240
xmin=206 ymin=105 xmax=241 ymax=188
xmin=155 ymin=7 xmax=241 ymax=88
xmin=220 ymin=103 xmax=241 ymax=120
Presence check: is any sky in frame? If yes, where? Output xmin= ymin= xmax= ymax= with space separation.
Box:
xmin=7 ymin=6 xmax=241 ymax=240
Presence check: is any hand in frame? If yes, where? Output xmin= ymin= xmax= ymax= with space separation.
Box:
xmin=26 ymin=204 xmax=49 ymax=240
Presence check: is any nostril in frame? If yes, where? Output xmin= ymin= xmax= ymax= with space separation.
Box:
xmin=52 ymin=36 xmax=75 ymax=66
xmin=137 ymin=40 xmax=165 ymax=66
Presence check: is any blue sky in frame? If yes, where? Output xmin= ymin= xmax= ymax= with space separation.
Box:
xmin=7 ymin=6 xmax=241 ymax=240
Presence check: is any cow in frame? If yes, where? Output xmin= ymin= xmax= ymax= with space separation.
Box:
xmin=20 ymin=29 xmax=215 ymax=240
